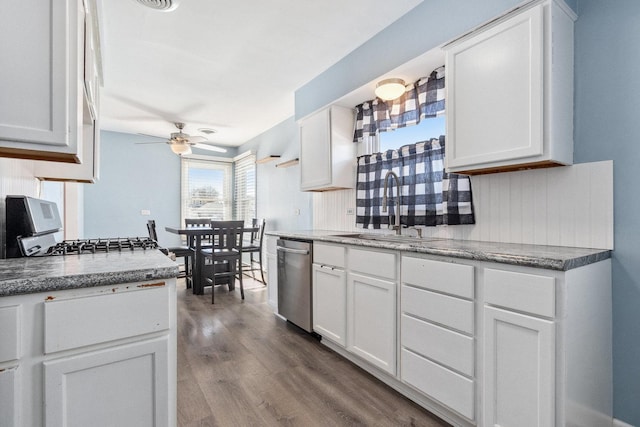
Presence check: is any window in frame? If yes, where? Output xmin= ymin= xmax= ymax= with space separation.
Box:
xmin=233 ymin=152 xmax=256 ymax=224
xmin=181 ymin=157 xmax=233 ymax=222
xmin=378 ymin=115 xmax=446 ymax=152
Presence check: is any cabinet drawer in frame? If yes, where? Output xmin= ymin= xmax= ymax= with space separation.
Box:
xmin=401 ymin=314 xmax=474 ymax=377
xmin=44 ymin=285 xmax=170 ymax=353
xmin=402 ymin=285 xmax=473 ymax=334
xmin=314 ymin=243 xmax=346 ymax=268
xmin=0 ymin=305 xmax=20 ymax=363
xmin=401 ymin=348 xmax=474 ymax=420
xmin=402 ymin=256 xmax=474 ymax=298
xmin=349 ymin=248 xmax=397 ymax=280
xmin=485 ymin=268 xmax=555 ymax=317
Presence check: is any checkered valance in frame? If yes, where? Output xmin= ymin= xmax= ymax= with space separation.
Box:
xmin=356 ymin=136 xmax=475 ymax=229
xmin=353 ymin=66 xmax=445 ymax=143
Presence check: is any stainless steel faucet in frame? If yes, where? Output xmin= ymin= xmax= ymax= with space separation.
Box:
xmin=382 ymin=170 xmax=402 ymax=235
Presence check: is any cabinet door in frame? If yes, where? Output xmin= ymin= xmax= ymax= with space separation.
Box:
xmin=0 ymin=367 xmax=19 ymax=427
xmin=313 ymin=264 xmax=346 ymax=346
xmin=484 ymin=305 xmax=554 ymax=427
xmin=266 ymin=253 xmax=278 ymax=310
xmin=44 ymin=337 xmax=170 ymax=427
xmin=446 ymin=4 xmax=544 ymax=170
xmin=347 ymin=272 xmax=396 ymax=375
xmin=0 ymin=0 xmax=82 ymax=162
xmin=300 ymin=108 xmax=331 ymax=190
xmin=34 ymin=115 xmax=100 ymax=183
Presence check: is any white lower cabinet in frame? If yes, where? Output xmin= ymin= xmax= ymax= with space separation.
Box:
xmin=0 ymin=280 xmax=177 ymax=427
xmin=265 ymin=236 xmax=278 ymax=310
xmin=309 ymin=241 xmax=612 ymax=427
xmin=347 ymin=272 xmax=396 ymax=375
xmin=44 ymin=337 xmax=170 ymax=427
xmin=312 ymin=243 xmax=397 ymax=375
xmin=0 ymin=367 xmax=19 ymax=427
xmin=483 ymin=306 xmax=554 ymax=427
xmin=482 ymin=263 xmax=612 ymax=427
xmin=312 ymin=264 xmax=346 ymax=346
xmin=400 ymin=255 xmax=475 ymax=420
xmin=312 ymin=242 xmax=347 ymax=347
xmin=266 ymin=253 xmax=278 ymax=310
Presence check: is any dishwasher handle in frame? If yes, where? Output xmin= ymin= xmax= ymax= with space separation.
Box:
xmin=276 ymin=246 xmax=310 ymax=255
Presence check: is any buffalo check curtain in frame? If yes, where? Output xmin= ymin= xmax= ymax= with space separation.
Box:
xmin=355 ymin=136 xmax=475 ymax=228
xmin=353 ymin=66 xmax=445 ymax=143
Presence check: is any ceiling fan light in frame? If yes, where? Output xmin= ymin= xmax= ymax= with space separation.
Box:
xmin=375 ymin=78 xmax=406 ymax=101
xmin=171 ymin=143 xmax=191 ymax=155
xmin=133 ymin=0 xmax=179 ymax=11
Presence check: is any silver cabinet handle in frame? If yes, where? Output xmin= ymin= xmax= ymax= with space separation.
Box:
xmin=276 ymin=246 xmax=309 ymax=255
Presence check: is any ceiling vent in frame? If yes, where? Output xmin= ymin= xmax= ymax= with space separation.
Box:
xmin=134 ymin=0 xmax=180 ymax=12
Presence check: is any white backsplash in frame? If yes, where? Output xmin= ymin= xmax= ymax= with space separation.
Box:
xmin=313 ymin=160 xmax=614 ymax=250
xmin=0 ymin=158 xmax=38 ymax=257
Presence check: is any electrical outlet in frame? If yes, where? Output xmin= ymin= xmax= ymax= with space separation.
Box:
xmin=141 ymin=209 xmax=151 ymax=216
xmin=346 ymin=208 xmax=355 ymax=215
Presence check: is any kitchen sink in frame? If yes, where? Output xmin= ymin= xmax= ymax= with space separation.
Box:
xmin=330 ymin=233 xmax=434 ymax=244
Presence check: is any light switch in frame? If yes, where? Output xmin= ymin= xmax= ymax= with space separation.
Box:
xmin=141 ymin=209 xmax=151 ymax=216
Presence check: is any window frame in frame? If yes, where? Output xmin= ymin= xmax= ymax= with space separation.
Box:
xmin=233 ymin=151 xmax=256 ymax=225
xmin=180 ymin=155 xmax=233 ymax=224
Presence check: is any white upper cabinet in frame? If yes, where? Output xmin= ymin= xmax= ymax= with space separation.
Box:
xmin=299 ymin=105 xmax=356 ymax=191
xmin=0 ymin=0 xmax=99 ymax=166
xmin=444 ymin=0 xmax=576 ymax=174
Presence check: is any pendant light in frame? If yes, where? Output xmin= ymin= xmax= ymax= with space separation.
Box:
xmin=375 ymin=78 xmax=406 ymax=101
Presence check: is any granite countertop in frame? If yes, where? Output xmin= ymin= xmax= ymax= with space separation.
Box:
xmin=0 ymin=250 xmax=179 ymax=297
xmin=266 ymin=230 xmax=611 ymax=271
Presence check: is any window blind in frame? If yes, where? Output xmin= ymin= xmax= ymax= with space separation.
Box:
xmin=181 ymin=157 xmax=233 ymax=223
xmin=233 ymin=153 xmax=256 ymax=224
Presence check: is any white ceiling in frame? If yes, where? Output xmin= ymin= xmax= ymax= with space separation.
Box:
xmin=98 ymin=0 xmax=424 ymax=149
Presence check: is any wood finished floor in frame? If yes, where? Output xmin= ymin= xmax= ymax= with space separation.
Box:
xmin=177 ymin=278 xmax=451 ymax=427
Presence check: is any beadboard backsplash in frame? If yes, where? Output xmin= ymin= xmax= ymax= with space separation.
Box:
xmin=313 ymin=160 xmax=614 ymax=250
xmin=0 ymin=158 xmax=38 ymax=258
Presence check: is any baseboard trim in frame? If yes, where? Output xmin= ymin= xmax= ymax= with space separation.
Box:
xmin=614 ymin=419 xmax=636 ymax=427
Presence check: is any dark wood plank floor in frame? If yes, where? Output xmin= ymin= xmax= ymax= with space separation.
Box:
xmin=176 ymin=278 xmax=451 ymax=427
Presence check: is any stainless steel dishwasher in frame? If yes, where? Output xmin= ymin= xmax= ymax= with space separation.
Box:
xmin=277 ymin=238 xmax=313 ymax=332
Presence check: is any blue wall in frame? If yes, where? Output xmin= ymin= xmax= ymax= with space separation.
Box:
xmin=238 ymin=117 xmax=313 ymax=232
xmin=83 ymin=131 xmax=238 ymax=247
xmin=295 ymin=0 xmax=523 ymax=119
xmin=293 ymin=0 xmax=636 ymax=424
xmin=573 ymin=1 xmax=640 ymax=424
xmin=86 ymin=127 xmax=308 ymax=247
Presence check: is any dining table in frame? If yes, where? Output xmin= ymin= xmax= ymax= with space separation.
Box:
xmin=165 ymin=224 xmax=258 ymax=295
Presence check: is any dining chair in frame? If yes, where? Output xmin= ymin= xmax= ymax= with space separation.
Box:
xmin=147 ymin=219 xmax=193 ymax=285
xmin=199 ymin=220 xmax=245 ymax=303
xmin=184 ymin=218 xmax=212 ymax=249
xmin=242 ymin=218 xmax=266 ymax=284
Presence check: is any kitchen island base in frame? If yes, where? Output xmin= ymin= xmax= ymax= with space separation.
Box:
xmin=0 ymin=279 xmax=177 ymax=427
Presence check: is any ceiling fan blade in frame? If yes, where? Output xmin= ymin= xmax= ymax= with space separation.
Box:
xmin=193 ymin=143 xmax=227 ymax=153
xmin=137 ymin=132 xmax=166 ymax=138
xmin=188 ymin=136 xmax=208 ymax=143
xmin=134 ymin=141 xmax=168 ymax=145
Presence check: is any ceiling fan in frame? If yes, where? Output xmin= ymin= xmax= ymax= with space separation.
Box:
xmin=136 ymin=122 xmax=227 ymax=155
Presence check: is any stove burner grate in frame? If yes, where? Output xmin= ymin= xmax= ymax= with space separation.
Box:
xmin=46 ymin=237 xmax=159 ymax=255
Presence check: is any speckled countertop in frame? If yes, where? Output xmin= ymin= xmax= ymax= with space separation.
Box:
xmin=0 ymin=250 xmax=179 ymax=297
xmin=266 ymin=230 xmax=611 ymax=271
